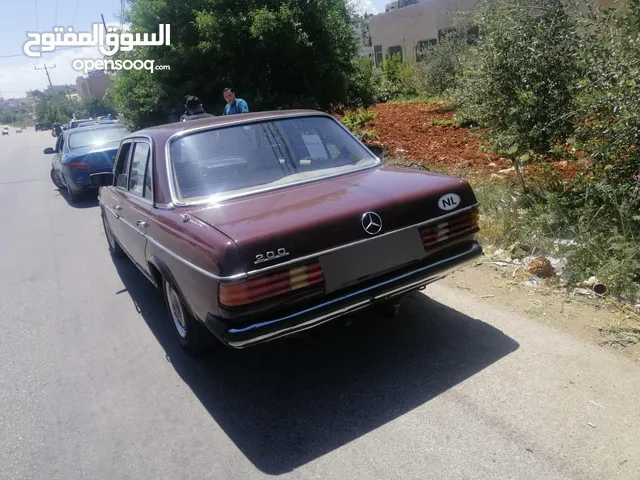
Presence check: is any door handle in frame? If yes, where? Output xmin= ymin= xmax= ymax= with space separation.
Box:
xmin=136 ymin=221 xmax=148 ymax=228
xmin=113 ymin=205 xmax=122 ymax=211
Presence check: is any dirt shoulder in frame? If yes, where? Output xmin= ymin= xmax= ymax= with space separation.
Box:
xmin=440 ymin=260 xmax=640 ymax=363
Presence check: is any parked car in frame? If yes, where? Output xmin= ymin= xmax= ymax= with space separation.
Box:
xmin=91 ymin=111 xmax=482 ymax=354
xmin=45 ymin=123 xmax=131 ymax=202
xmin=16 ymin=127 xmax=22 ymax=133
xmin=76 ymin=121 xmax=98 ymax=128
xmin=2 ymin=127 xmax=8 ymax=136
xmin=67 ymin=118 xmax=93 ymax=129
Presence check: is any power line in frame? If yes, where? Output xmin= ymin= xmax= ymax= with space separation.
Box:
xmin=72 ymin=0 xmax=80 ymax=25
xmin=0 ymin=53 xmax=26 ymax=59
xmin=0 ymin=45 xmax=94 ymax=60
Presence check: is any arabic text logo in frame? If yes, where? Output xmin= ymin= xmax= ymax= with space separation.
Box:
xmin=23 ymin=23 xmax=171 ymax=58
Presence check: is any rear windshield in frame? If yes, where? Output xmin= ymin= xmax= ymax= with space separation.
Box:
xmin=169 ymin=116 xmax=379 ymax=201
xmin=68 ymin=126 xmax=130 ymax=150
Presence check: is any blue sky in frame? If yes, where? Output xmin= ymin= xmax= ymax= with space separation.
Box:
xmin=0 ymin=0 xmax=123 ymax=97
xmin=0 ymin=0 xmax=385 ymax=98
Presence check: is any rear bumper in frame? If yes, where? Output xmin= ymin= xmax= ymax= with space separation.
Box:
xmin=206 ymin=241 xmax=483 ymax=349
xmin=65 ymin=168 xmax=111 ymax=192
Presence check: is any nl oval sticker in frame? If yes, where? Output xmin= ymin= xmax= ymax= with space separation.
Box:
xmin=438 ymin=193 xmax=461 ymax=211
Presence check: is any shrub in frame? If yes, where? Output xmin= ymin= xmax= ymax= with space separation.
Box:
xmin=455 ymin=0 xmax=581 ymax=158
xmin=413 ymin=25 xmax=472 ymax=97
xmin=372 ymin=53 xmax=418 ymax=102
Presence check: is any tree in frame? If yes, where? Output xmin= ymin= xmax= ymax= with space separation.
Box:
xmin=455 ymin=0 xmax=581 ymax=157
xmin=111 ymin=0 xmax=361 ymax=128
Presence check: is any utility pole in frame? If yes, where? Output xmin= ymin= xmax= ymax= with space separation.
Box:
xmin=65 ymin=84 xmax=73 ymax=102
xmin=34 ymin=64 xmax=56 ymax=94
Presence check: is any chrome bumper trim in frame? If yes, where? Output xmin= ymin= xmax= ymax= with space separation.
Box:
xmin=224 ymin=242 xmax=482 ymax=348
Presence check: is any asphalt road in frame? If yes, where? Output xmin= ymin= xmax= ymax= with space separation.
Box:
xmin=1 ymin=129 xmax=639 ymax=480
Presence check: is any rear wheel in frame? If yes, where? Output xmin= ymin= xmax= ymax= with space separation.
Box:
xmin=50 ymin=168 xmax=63 ymax=188
xmin=102 ymin=212 xmax=125 ymax=257
xmin=163 ymin=279 xmax=213 ymax=356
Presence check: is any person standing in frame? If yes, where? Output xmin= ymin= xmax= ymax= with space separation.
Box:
xmin=182 ymin=95 xmax=214 ymax=121
xmin=222 ymin=88 xmax=249 ymax=115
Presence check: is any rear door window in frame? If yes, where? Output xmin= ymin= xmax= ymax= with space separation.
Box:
xmin=128 ymin=142 xmax=151 ymax=198
xmin=114 ymin=141 xmax=133 ymax=189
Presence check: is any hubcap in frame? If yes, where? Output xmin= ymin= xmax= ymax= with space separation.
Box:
xmin=165 ymin=283 xmax=187 ymax=339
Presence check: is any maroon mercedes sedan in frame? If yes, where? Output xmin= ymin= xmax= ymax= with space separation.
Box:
xmin=92 ymin=110 xmax=482 ymax=354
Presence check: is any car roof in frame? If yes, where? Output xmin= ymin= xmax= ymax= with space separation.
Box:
xmin=62 ymin=123 xmax=130 ymax=137
xmin=131 ymin=109 xmax=325 ymax=137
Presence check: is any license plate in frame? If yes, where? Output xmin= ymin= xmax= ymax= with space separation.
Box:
xmin=319 ymin=228 xmax=426 ymax=293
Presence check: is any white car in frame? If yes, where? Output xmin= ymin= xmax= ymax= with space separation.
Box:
xmin=2 ymin=127 xmax=9 ymax=136
xmin=16 ymin=127 xmax=22 ymax=133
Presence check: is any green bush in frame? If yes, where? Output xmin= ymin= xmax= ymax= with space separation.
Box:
xmin=413 ymin=26 xmax=471 ymax=97
xmin=455 ymin=0 xmax=581 ymax=158
xmin=341 ymin=108 xmax=375 ymax=131
xmin=371 ymin=53 xmax=418 ymax=102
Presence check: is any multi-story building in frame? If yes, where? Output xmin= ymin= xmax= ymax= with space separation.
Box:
xmin=75 ymin=70 xmax=112 ymax=100
xmin=364 ymin=0 xmax=619 ymax=67
xmin=370 ymin=0 xmax=477 ymax=67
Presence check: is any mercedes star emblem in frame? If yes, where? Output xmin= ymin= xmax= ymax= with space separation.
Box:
xmin=361 ymin=211 xmax=383 ymax=235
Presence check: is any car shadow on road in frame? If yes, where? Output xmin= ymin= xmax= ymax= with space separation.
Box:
xmin=55 ymin=187 xmax=99 ymax=209
xmin=112 ymin=257 xmax=520 ymax=475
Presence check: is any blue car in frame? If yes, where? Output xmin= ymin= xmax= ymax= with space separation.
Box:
xmin=45 ymin=123 xmax=131 ymax=202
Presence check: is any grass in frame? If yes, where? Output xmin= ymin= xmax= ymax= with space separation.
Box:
xmin=389 ymin=94 xmax=447 ymax=104
xmin=428 ymin=118 xmax=459 ymax=127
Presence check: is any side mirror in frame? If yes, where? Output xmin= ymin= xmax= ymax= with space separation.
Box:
xmin=89 ymin=172 xmax=114 ymax=188
xmin=43 ymin=147 xmax=55 ymax=154
xmin=369 ymin=145 xmax=385 ymax=159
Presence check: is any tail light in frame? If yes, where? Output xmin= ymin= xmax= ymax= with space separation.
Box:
xmin=419 ymin=208 xmax=479 ymax=251
xmin=68 ymin=161 xmax=93 ymax=170
xmin=219 ymin=262 xmax=324 ymax=307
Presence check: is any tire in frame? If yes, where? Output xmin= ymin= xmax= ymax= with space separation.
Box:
xmin=50 ymin=168 xmax=64 ymax=188
xmin=163 ymin=279 xmax=213 ymax=356
xmin=101 ymin=212 xmax=125 ymax=258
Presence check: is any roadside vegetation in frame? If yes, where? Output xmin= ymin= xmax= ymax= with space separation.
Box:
xmin=32 ymin=93 xmax=117 ymax=125
xmin=341 ymin=0 xmax=640 ymax=302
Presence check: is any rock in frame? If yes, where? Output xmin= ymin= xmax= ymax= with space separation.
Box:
xmin=490 ymin=173 xmax=503 ymax=179
xmin=526 ymin=256 xmax=556 ymax=278
xmin=488 ymin=162 xmax=497 ymax=167
xmin=499 ymin=166 xmax=516 ymax=174
xmin=578 ymin=276 xmax=600 ymax=288
xmin=574 ymin=287 xmax=594 ymax=298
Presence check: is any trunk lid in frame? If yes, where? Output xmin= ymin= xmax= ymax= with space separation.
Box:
xmin=189 ymin=166 xmax=478 ymax=274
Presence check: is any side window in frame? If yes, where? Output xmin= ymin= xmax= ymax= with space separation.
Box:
xmin=114 ymin=141 xmax=132 ymax=189
xmin=128 ymin=142 xmax=150 ymax=197
xmin=143 ymin=149 xmax=153 ymax=200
